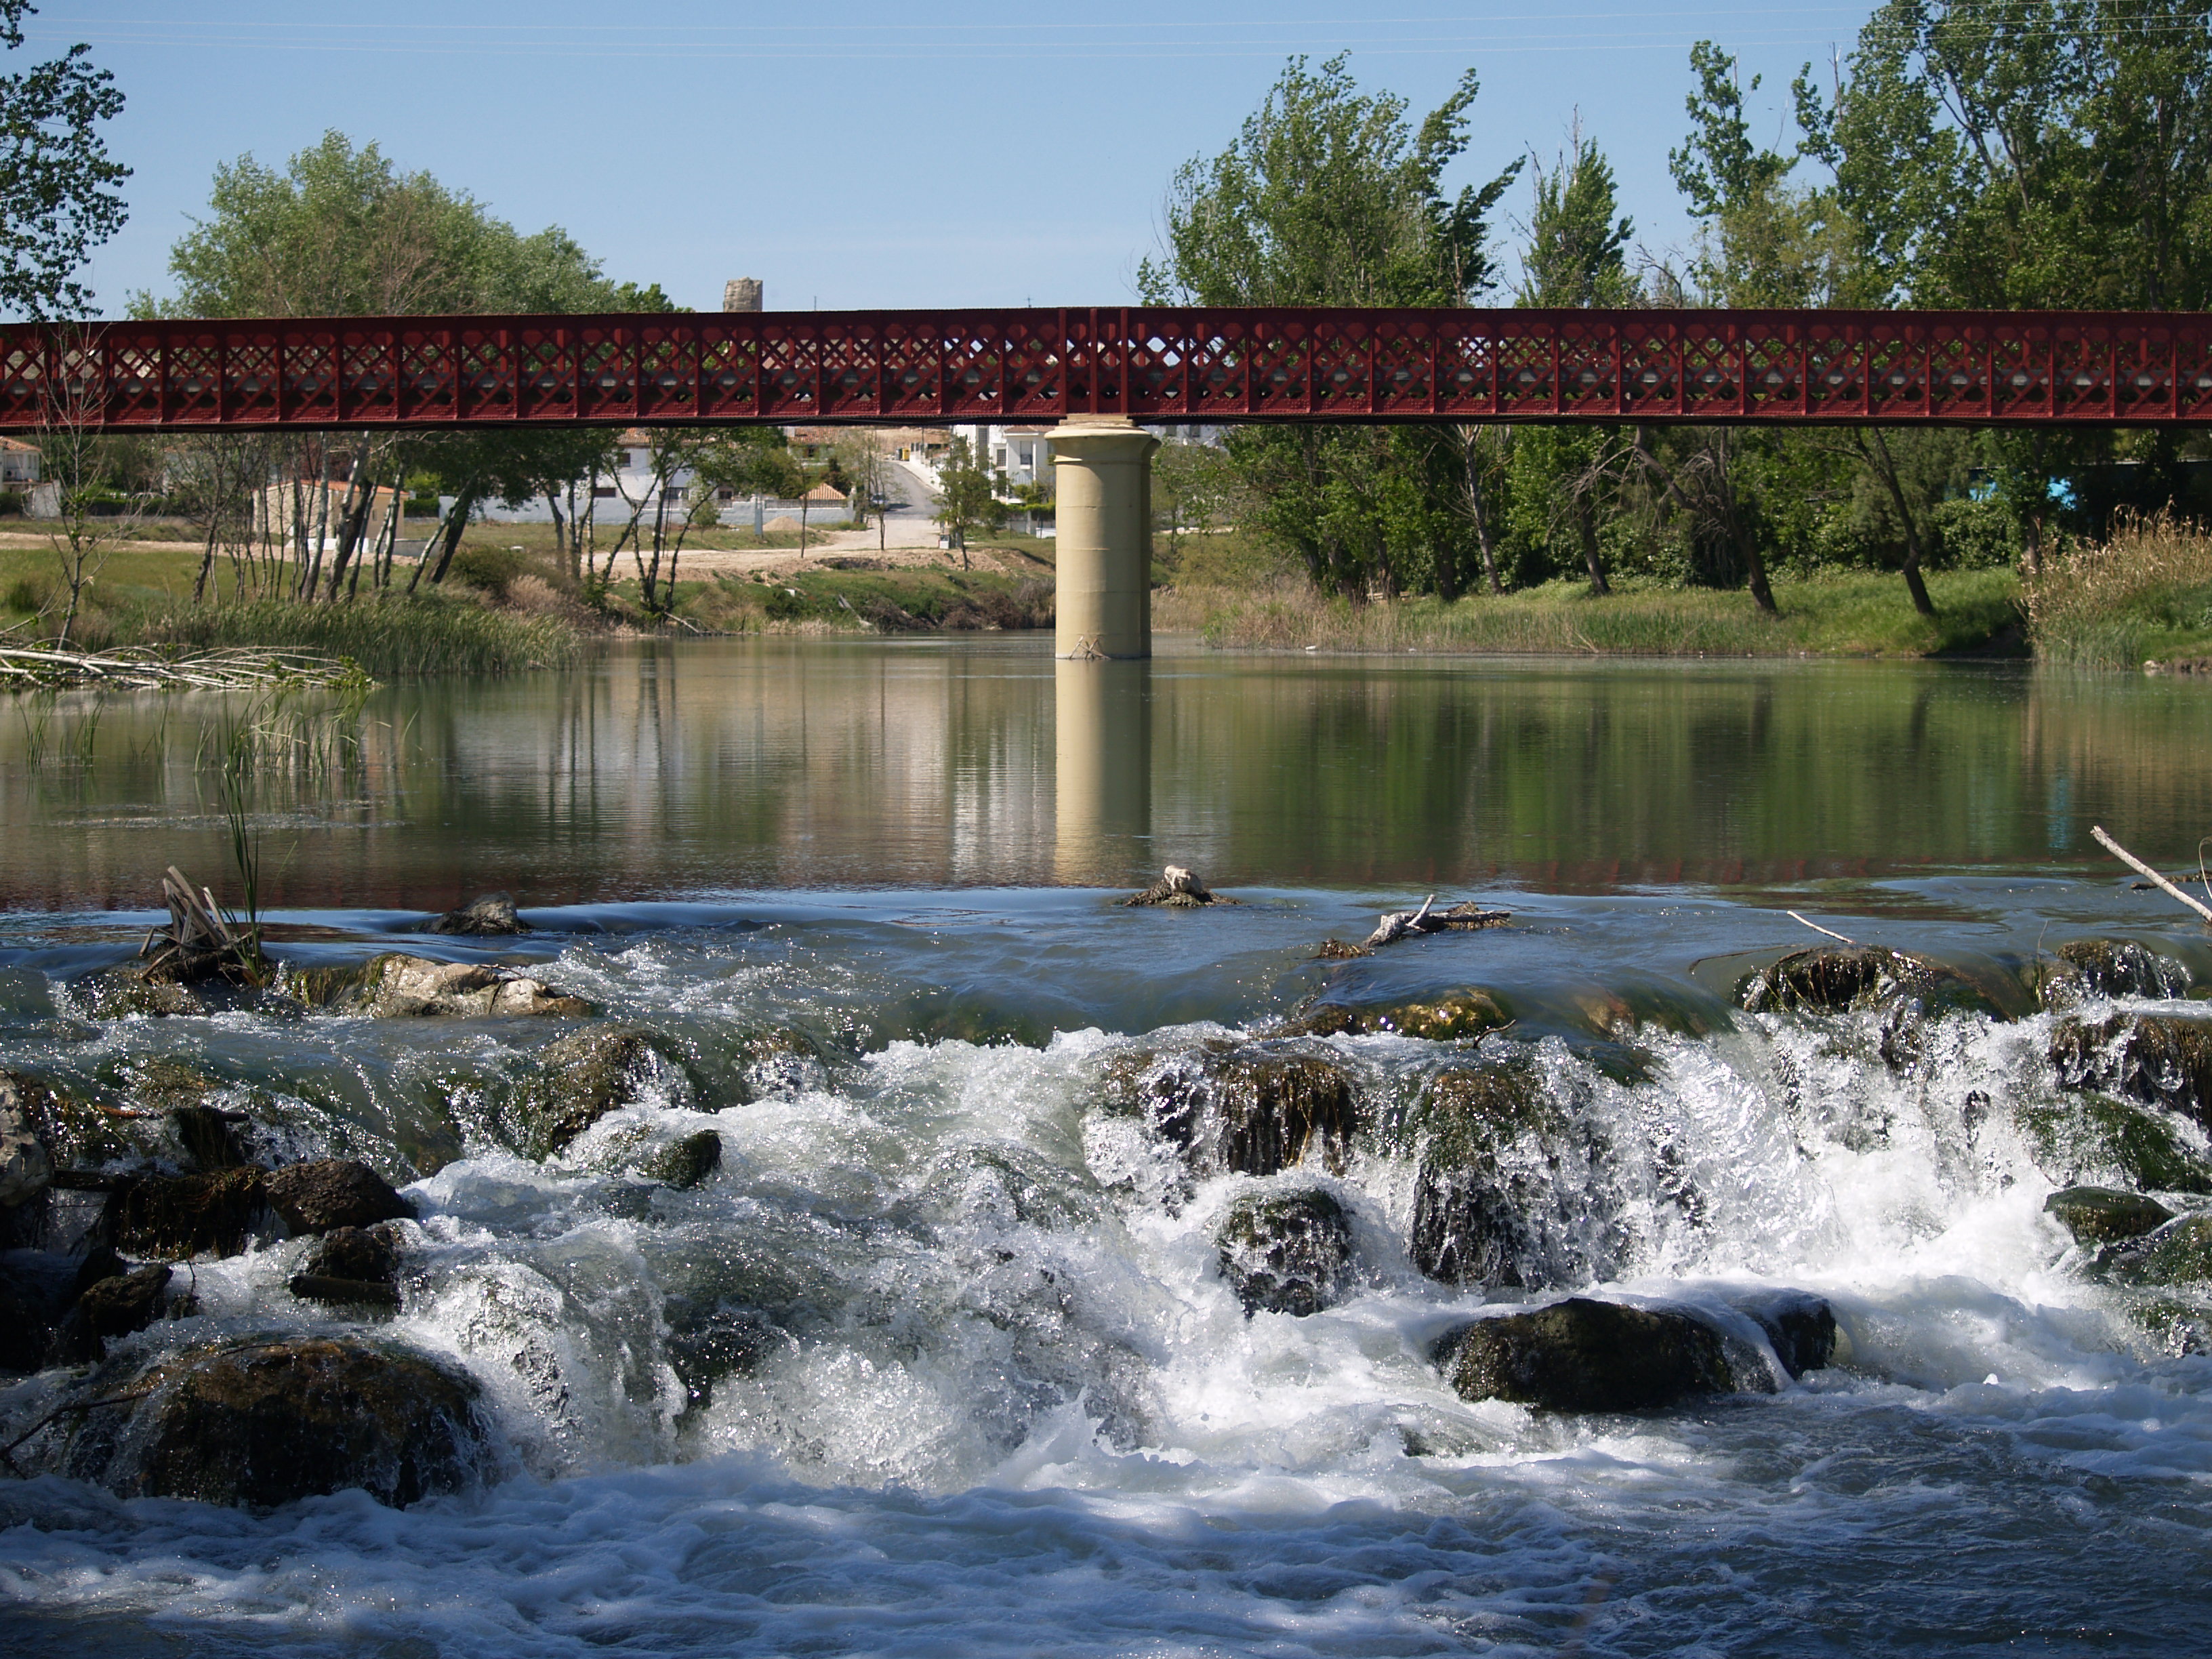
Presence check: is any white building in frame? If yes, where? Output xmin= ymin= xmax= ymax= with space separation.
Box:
xmin=0 ymin=436 xmax=39 ymax=487
xmin=951 ymin=424 xmax=1055 ymax=489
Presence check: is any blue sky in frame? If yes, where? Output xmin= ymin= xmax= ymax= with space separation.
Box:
xmin=22 ymin=3 xmax=1879 ymax=316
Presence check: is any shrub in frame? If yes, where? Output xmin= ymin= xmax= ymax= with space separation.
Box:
xmin=2022 ymin=512 xmax=2212 ymax=668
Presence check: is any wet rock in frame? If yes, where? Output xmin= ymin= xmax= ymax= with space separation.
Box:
xmin=636 ymin=1130 xmax=721 ymax=1190
xmin=664 ymin=1300 xmax=787 ymax=1410
xmin=2046 ymin=1185 xmax=2175 ymax=1247
xmin=264 ymin=1160 xmax=413 ymax=1235
xmin=1136 ymin=1044 xmax=1359 ymax=1176
xmin=422 ymin=892 xmax=531 ymax=936
xmin=2049 ymin=1013 xmax=2212 ymax=1126
xmin=8 ymin=1073 xmax=157 ymax=1185
xmin=1433 ymin=1297 xmax=1734 ymax=1412
xmin=504 ymin=1026 xmax=664 ymax=1160
xmin=1729 ymin=1290 xmax=1838 ymax=1379
xmin=297 ymin=954 xmax=589 ymax=1019
xmin=1738 ymin=947 xmax=2005 ymax=1019
xmin=100 ymin=1168 xmax=268 ymax=1259
xmin=1404 ymin=1064 xmax=1606 ymax=1292
xmin=1213 ymin=1185 xmax=1354 ymax=1316
xmin=2042 ymin=938 xmax=2192 ymax=1006
xmin=48 ymin=1264 xmax=183 ymax=1364
xmin=168 ymin=1105 xmax=249 ymax=1171
xmin=0 ymin=1073 xmax=54 ymax=1208
xmin=1277 ymin=989 xmax=1512 ymax=1042
xmin=2018 ymin=1092 xmax=2212 ymax=1194
xmin=289 ymin=1223 xmax=403 ymax=1311
xmin=2100 ymin=1214 xmax=2212 ymax=1286
xmin=64 ymin=1335 xmax=495 ymax=1509
xmin=1124 ymin=865 xmax=1238 ymax=907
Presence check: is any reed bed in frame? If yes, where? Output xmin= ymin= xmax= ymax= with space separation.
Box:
xmin=2022 ymin=514 xmax=2212 ymax=669
xmin=142 ymin=594 xmax=584 ymax=678
xmin=0 ymin=644 xmax=365 ymax=692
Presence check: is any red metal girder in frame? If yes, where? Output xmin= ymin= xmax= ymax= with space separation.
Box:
xmin=4 ymin=308 xmax=2212 ymax=432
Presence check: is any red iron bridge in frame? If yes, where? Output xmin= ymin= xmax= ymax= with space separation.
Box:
xmin=3 ymin=306 xmax=2211 ymax=432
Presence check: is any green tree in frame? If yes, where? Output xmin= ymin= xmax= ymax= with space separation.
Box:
xmin=1521 ymin=128 xmax=1636 ymax=308
xmin=935 ymin=435 xmax=1006 ymax=566
xmin=0 ymin=1 xmax=127 ymax=319
xmin=1140 ymin=55 xmax=1519 ymax=599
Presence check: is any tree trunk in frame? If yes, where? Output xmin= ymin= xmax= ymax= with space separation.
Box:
xmin=1464 ymin=428 xmax=1503 ymax=594
xmin=193 ymin=517 xmax=220 ymax=604
xmin=1863 ymin=430 xmax=1937 ymax=618
xmin=1574 ymin=493 xmax=1611 ymax=595
xmin=413 ymin=486 xmax=475 ymax=591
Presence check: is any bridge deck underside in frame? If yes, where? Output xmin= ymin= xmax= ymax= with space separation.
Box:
xmin=3 ymin=307 xmax=2210 ymax=431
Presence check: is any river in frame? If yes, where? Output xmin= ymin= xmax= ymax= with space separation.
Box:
xmin=2 ymin=638 xmax=2210 ymax=1655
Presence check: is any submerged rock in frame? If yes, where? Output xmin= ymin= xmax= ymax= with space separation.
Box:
xmin=504 ymin=1026 xmax=665 ymax=1160
xmin=2046 ymin=1185 xmax=2175 ymax=1247
xmin=1738 ymin=946 xmax=2004 ymax=1019
xmin=264 ymin=1160 xmax=413 ymax=1235
xmin=2049 ymin=1013 xmax=2212 ymax=1125
xmin=635 ymin=1130 xmax=722 ymax=1190
xmin=664 ymin=1300 xmax=787 ymax=1410
xmin=1134 ymin=1044 xmax=1360 ymax=1176
xmin=1433 ymin=1297 xmax=1734 ymax=1412
xmin=2099 ymin=1214 xmax=2212 ymax=1286
xmin=2042 ymin=938 xmax=2192 ymax=1006
xmin=100 ymin=1168 xmax=268 ymax=1259
xmin=421 ymin=893 xmax=531 ymax=936
xmin=77 ymin=972 xmax=209 ymax=1019
xmin=1213 ymin=1185 xmax=1355 ymax=1317
xmin=1277 ymin=989 xmax=1512 ymax=1042
xmin=295 ymin=954 xmax=588 ymax=1019
xmin=2018 ymin=1092 xmax=2212 ymax=1194
xmin=63 ymin=1335 xmax=495 ymax=1509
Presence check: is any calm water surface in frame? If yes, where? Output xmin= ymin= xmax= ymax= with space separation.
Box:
xmin=1 ymin=638 xmax=2210 ymax=1657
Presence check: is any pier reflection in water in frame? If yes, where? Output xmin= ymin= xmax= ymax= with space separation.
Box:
xmin=4 ymin=637 xmax=2212 ymax=909
xmin=1053 ymin=658 xmax=1153 ymax=882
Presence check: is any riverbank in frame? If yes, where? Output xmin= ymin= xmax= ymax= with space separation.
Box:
xmin=1154 ymin=569 xmax=2028 ymax=657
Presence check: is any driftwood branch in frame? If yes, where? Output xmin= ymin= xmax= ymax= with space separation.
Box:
xmin=137 ymin=865 xmax=262 ymax=984
xmin=1336 ymin=898 xmax=1513 ymax=954
xmin=2092 ymin=825 xmax=2212 ymax=924
xmin=0 ymin=645 xmax=364 ymax=692
xmin=1786 ymin=911 xmax=1860 ymax=947
xmin=1126 ymin=865 xmax=1239 ymax=907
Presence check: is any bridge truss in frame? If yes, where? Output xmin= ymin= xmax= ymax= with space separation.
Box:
xmin=3 ymin=307 xmax=2211 ymax=432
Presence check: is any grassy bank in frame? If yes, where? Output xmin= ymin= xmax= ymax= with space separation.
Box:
xmin=2023 ymin=516 xmax=2212 ymax=669
xmin=1155 ymin=569 xmax=2025 ymax=657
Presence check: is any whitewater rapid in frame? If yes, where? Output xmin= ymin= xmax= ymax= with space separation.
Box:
xmin=4 ymin=884 xmax=2212 ymax=1655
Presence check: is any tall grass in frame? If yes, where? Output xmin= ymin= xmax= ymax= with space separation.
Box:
xmin=1156 ymin=570 xmax=2022 ymax=658
xmin=142 ymin=593 xmax=583 ymax=678
xmin=2022 ymin=514 xmax=2212 ymax=669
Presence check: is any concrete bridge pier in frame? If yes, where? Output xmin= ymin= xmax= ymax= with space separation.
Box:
xmin=1047 ymin=416 xmax=1157 ymax=659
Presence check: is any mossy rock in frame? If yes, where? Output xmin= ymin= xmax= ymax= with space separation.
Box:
xmin=1738 ymin=946 xmax=2005 ymax=1019
xmin=503 ymin=1026 xmax=664 ymax=1160
xmin=1214 ymin=1185 xmax=1355 ymax=1317
xmin=100 ymin=1168 xmax=268 ymax=1260
xmin=1278 ymin=990 xmax=1512 ymax=1042
xmin=2045 ymin=1185 xmax=2175 ymax=1247
xmin=2049 ymin=1013 xmax=2212 ymax=1125
xmin=2099 ymin=1214 xmax=2212 ymax=1286
xmin=1401 ymin=1063 xmax=1584 ymax=1290
xmin=1433 ymin=1297 xmax=1736 ymax=1412
xmin=2018 ymin=1093 xmax=2212 ymax=1194
xmin=2042 ymin=938 xmax=2192 ymax=1006
xmin=77 ymin=972 xmax=209 ymax=1019
xmin=264 ymin=1160 xmax=413 ymax=1235
xmin=48 ymin=1264 xmax=185 ymax=1364
xmin=63 ymin=1335 xmax=495 ymax=1509
xmin=635 ymin=1130 xmax=722 ymax=1190
xmin=1136 ymin=1043 xmax=1360 ymax=1176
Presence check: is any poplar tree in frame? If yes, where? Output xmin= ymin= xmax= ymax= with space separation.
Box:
xmin=0 ymin=0 xmax=127 ymax=319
